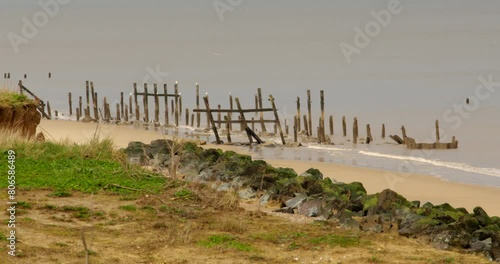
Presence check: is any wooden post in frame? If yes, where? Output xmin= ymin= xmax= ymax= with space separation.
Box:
xmin=293 ymin=116 xmax=298 ymax=143
xmin=254 ymin=95 xmax=259 ymax=116
xmin=68 ymin=92 xmax=72 ymax=115
xmin=154 ymin=84 xmax=159 ymax=123
xmin=55 ymin=110 xmax=58 ymax=117
xmin=119 ymin=92 xmax=124 ymax=118
xmin=47 ymin=101 xmax=52 ymax=118
xmin=164 ymin=84 xmax=169 ymax=125
xmin=129 ymin=94 xmax=133 ymax=115
xmin=94 ymin=92 xmax=98 ymax=120
xmin=258 ymin=88 xmax=266 ymax=132
xmin=270 ymin=95 xmax=286 ymax=145
xmin=285 ymin=119 xmax=289 ymax=135
xmin=320 ymin=90 xmax=325 ymax=140
xmin=307 ymin=90 xmax=312 ymax=137
xmin=303 ymin=115 xmax=309 ymax=137
xmin=203 ymin=96 xmax=221 ymax=144
xmin=85 ymin=81 xmax=90 ymax=118
xmin=274 ymin=124 xmax=278 ymax=135
xmin=103 ymin=97 xmax=108 ymax=121
xmin=48 ymin=72 xmax=51 ymax=79
xmin=143 ymin=83 xmax=149 ymax=122
xmin=251 ymin=117 xmax=255 ymax=131
xmin=174 ymin=82 xmax=179 ymax=127
xmin=435 ymin=120 xmax=440 ymax=143
xmin=329 ymin=115 xmax=333 ymax=135
xmin=106 ymin=103 xmax=111 ymax=121
xmin=382 ymin=124 xmax=386 ymax=139
xmin=401 ymin=126 xmax=407 ymax=144
xmin=78 ymin=96 xmax=82 ymax=117
xmin=134 ymin=83 xmax=139 ymax=121
xmin=229 ymin=93 xmax=233 ymax=131
xmin=217 ymin=104 xmax=221 ymax=128
xmin=18 ymin=80 xmax=23 ymax=95
xmin=124 ymin=105 xmax=129 ymax=122
xmin=235 ymin=97 xmax=253 ymax=144
xmin=76 ymin=108 xmax=80 ymax=121
xmin=353 ymin=117 xmax=358 ymax=144
xmin=342 ymin=116 xmax=347 ymax=137
xmin=191 ymin=113 xmax=194 ymax=127
xmin=116 ymin=103 xmax=120 ymax=121
xmin=224 ymin=116 xmax=232 ymax=143
xmin=366 ymin=124 xmax=373 ymax=144
xmin=185 ymin=108 xmax=189 ymax=126
xmin=196 ymin=83 xmax=200 ymax=128
xmin=296 ymin=97 xmax=301 ymax=132
xmin=91 ymin=82 xmax=98 ymax=120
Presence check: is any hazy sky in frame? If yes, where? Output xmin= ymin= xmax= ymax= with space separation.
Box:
xmin=1 ymin=0 xmax=499 ymax=119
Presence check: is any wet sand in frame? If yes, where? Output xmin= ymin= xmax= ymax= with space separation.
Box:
xmin=38 ymin=119 xmax=500 ymax=216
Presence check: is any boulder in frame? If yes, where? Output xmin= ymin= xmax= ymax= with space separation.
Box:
xmin=473 ymin=206 xmax=491 ymax=227
xmin=299 ymin=168 xmax=323 ymax=180
xmin=285 ymin=193 xmax=308 ymax=208
xmin=238 ymin=188 xmax=256 ymax=200
xmin=365 ymin=189 xmax=412 ymax=216
xmin=490 ymin=232 xmax=500 ymax=261
xmin=298 ymin=199 xmax=322 ymax=217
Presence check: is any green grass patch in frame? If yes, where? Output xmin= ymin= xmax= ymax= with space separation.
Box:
xmin=174 ymin=188 xmax=193 ymax=198
xmin=0 ymin=139 xmax=167 ymax=195
xmin=119 ymin=205 xmax=137 ymax=211
xmin=17 ymin=201 xmax=31 ymax=209
xmin=252 ymin=232 xmax=308 ymax=244
xmin=308 ymin=234 xmax=362 ymax=247
xmin=198 ymin=234 xmax=254 ymax=252
xmin=49 ymin=190 xmax=72 ymax=197
xmin=0 ymin=91 xmax=31 ymax=108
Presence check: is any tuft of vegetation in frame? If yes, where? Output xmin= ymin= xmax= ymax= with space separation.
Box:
xmin=197 ymin=234 xmax=254 ymax=252
xmin=119 ymin=205 xmax=137 ymax=211
xmin=0 ymin=90 xmax=31 ymax=108
xmin=0 ymin=137 xmax=167 ymax=195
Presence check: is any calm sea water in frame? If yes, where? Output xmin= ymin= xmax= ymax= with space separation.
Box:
xmin=1 ymin=1 xmax=499 ymax=187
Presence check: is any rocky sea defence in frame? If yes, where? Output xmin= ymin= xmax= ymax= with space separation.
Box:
xmin=124 ymin=139 xmax=500 ymax=261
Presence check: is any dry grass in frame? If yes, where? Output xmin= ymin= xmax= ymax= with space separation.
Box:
xmin=0 ymin=189 xmax=491 ymax=264
xmin=0 ymin=89 xmax=31 ymax=108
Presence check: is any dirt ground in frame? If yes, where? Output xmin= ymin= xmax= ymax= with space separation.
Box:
xmin=0 ymin=186 xmax=491 ymax=264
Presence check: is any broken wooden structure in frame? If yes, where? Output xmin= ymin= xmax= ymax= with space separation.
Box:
xmin=18 ymin=81 xmax=51 ymax=119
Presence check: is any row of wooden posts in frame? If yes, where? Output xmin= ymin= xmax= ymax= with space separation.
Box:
xmin=31 ymin=80 xmax=457 ymax=149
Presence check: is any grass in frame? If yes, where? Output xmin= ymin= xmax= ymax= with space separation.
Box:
xmin=0 ymin=136 xmax=168 ymax=195
xmin=197 ymin=234 xmax=254 ymax=252
xmin=0 ymin=90 xmax=31 ymax=108
xmin=308 ymin=234 xmax=363 ymax=247
xmin=119 ymin=205 xmax=137 ymax=211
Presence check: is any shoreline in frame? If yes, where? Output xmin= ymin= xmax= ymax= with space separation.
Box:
xmin=37 ymin=119 xmax=500 ymax=216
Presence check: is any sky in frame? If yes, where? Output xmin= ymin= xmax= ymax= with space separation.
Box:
xmin=0 ymin=0 xmax=499 ymax=121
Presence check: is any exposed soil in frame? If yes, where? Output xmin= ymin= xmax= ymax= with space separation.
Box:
xmin=0 ymin=103 xmax=40 ymax=138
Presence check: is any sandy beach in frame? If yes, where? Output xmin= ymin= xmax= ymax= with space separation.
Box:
xmin=38 ymin=119 xmax=500 ymax=216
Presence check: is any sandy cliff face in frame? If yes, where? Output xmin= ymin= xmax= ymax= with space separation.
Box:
xmin=0 ymin=103 xmax=41 ymax=138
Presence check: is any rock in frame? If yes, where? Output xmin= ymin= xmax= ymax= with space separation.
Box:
xmin=365 ymin=189 xmax=412 ymax=216
xmin=285 ymin=142 xmax=302 ymax=147
xmin=340 ymin=218 xmax=361 ymax=230
xmin=124 ymin=141 xmax=147 ymax=164
xmin=432 ymin=229 xmax=472 ymax=249
xmin=35 ymin=132 xmax=45 ymax=142
xmin=473 ymin=206 xmax=491 ymax=227
xmin=262 ymin=141 xmax=278 ymax=148
xmin=299 ymin=168 xmax=323 ymax=180
xmin=362 ymin=215 xmax=383 ymax=233
xmin=81 ymin=116 xmax=96 ymax=123
xmin=411 ymin=200 xmax=420 ymax=208
xmin=398 ymin=213 xmax=426 ymax=237
xmin=470 ymin=240 xmax=487 ymax=252
xmin=217 ymin=183 xmax=231 ymax=192
xmin=285 ymin=193 xmax=308 ymax=208
xmin=238 ymin=188 xmax=256 ymax=199
xmin=273 ymin=207 xmax=294 ymax=214
xmin=259 ymin=193 xmax=271 ymax=205
xmin=297 ymin=199 xmax=322 ymax=217
xmin=491 ymin=232 xmax=500 ymax=261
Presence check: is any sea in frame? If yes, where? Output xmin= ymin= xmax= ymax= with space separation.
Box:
xmin=1 ymin=1 xmax=499 ymax=187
